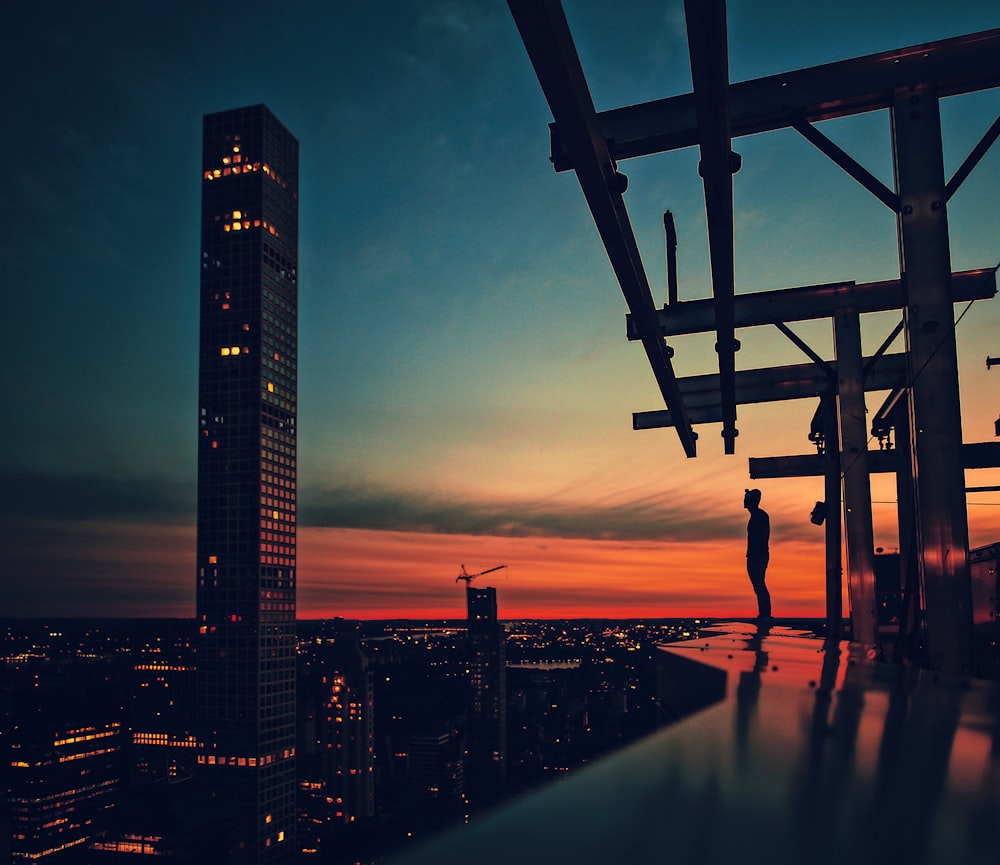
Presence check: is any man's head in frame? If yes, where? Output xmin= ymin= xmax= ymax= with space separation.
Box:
xmin=744 ymin=488 xmax=762 ymax=510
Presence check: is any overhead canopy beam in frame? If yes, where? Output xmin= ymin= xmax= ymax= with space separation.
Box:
xmin=508 ymin=0 xmax=698 ymax=457
xmin=626 ymin=268 xmax=996 ymax=338
xmin=634 ymin=353 xmax=906 ymax=429
xmin=550 ymin=28 xmax=1000 ymax=170
xmin=684 ymin=0 xmax=738 ymax=453
xmin=749 ymin=441 xmax=1000 ymax=479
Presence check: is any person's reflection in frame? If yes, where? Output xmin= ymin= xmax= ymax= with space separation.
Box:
xmin=735 ymin=620 xmax=771 ymax=759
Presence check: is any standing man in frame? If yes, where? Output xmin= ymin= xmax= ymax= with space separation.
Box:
xmin=744 ymin=488 xmax=771 ymax=620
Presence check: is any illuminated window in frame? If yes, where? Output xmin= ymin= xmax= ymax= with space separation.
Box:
xmin=267 ymin=383 xmax=275 ymax=392
xmin=233 ymin=210 xmax=242 ymax=219
xmin=220 ymin=347 xmax=231 ymax=356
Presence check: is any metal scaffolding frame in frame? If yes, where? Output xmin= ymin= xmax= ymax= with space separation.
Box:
xmin=508 ymin=0 xmax=1000 ymax=672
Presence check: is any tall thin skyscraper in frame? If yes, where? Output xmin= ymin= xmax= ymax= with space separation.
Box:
xmin=196 ymin=104 xmax=299 ymax=864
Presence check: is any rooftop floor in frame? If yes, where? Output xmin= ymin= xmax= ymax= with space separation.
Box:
xmin=388 ymin=622 xmax=1000 ymax=865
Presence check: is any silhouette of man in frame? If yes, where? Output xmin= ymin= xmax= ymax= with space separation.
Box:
xmin=744 ymin=488 xmax=771 ymax=620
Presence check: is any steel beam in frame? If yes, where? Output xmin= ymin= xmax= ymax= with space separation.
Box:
xmin=626 ymin=269 xmax=996 ymax=339
xmin=508 ymin=0 xmax=697 ymax=457
xmin=751 ymin=451 xmax=893 ymax=479
xmin=684 ymin=0 xmax=738 ymax=453
xmin=834 ymin=309 xmax=878 ymax=649
xmin=893 ymin=85 xmax=974 ymax=674
xmin=635 ymin=353 xmax=906 ymax=430
xmin=945 ymin=113 xmax=1000 ymax=201
xmin=749 ymin=441 xmax=1000 ymax=478
xmin=793 ymin=119 xmax=900 ymax=212
xmin=550 ymin=29 xmax=1000 ymax=170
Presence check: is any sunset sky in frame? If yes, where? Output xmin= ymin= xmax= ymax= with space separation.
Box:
xmin=3 ymin=1 xmax=999 ymax=620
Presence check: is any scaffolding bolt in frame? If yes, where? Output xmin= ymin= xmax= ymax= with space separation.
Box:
xmin=714 ymin=339 xmax=741 ymax=352
xmin=902 ymin=204 xmax=913 ymax=215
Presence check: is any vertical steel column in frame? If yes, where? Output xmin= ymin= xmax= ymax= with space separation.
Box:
xmin=893 ymin=400 xmax=922 ymax=662
xmin=891 ymin=85 xmax=973 ymax=674
xmin=834 ymin=309 xmax=878 ymax=648
xmin=823 ymin=394 xmax=843 ymax=641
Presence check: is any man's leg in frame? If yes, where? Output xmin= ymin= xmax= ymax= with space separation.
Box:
xmin=747 ymin=556 xmax=771 ymax=618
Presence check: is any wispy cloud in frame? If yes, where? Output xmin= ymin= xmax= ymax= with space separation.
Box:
xmin=3 ymin=519 xmax=194 ymax=617
xmin=300 ymin=480 xmax=740 ymax=543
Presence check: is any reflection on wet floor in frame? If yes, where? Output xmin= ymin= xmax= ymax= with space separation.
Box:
xmin=388 ymin=622 xmax=1000 ymax=865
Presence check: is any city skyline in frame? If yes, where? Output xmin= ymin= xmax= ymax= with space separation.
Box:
xmin=3 ymin=0 xmax=1000 ymax=621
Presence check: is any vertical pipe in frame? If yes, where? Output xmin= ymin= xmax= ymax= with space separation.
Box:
xmin=664 ymin=211 xmax=679 ymax=306
xmin=824 ymin=394 xmax=843 ymax=641
xmin=893 ymin=400 xmax=923 ymax=663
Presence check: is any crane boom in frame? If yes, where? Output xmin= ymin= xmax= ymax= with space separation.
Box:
xmin=455 ymin=564 xmax=507 ymax=584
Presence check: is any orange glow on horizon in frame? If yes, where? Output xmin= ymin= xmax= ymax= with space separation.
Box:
xmin=298 ymin=527 xmax=832 ymax=621
xmin=15 ymin=496 xmax=1000 ymax=620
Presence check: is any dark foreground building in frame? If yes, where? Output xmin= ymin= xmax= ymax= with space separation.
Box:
xmin=196 ymin=104 xmax=299 ymax=864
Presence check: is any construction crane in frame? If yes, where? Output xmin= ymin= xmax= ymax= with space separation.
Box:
xmin=455 ymin=564 xmax=507 ymax=584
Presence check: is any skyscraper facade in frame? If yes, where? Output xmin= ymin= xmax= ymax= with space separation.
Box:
xmin=196 ymin=104 xmax=299 ymax=864
xmin=466 ymin=586 xmax=507 ymax=796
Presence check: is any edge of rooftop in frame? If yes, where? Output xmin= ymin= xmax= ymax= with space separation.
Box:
xmin=386 ymin=622 xmax=1000 ymax=865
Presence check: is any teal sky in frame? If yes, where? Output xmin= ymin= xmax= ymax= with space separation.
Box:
xmin=2 ymin=1 xmax=998 ymax=617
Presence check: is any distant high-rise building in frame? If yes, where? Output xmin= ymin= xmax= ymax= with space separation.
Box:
xmin=129 ymin=618 xmax=197 ymax=785
xmin=9 ymin=721 xmax=123 ymax=862
xmin=196 ymin=104 xmax=299 ymax=864
xmin=297 ymin=631 xmax=375 ymax=855
xmin=406 ymin=730 xmax=465 ymax=813
xmin=466 ymin=586 xmax=507 ymax=796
